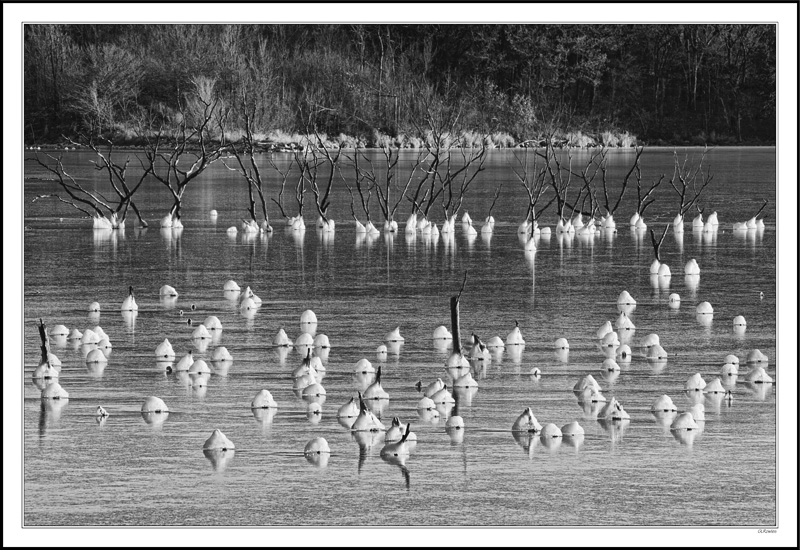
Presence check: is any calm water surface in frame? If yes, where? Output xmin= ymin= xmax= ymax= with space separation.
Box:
xmin=22 ymin=147 xmax=777 ymax=526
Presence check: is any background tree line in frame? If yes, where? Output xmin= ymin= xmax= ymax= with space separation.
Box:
xmin=24 ymin=23 xmax=775 ymax=146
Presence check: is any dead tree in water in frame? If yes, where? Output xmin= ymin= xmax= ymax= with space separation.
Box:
xmin=668 ymin=148 xmax=714 ymax=224
xmin=31 ymin=136 xmax=152 ymax=229
xmin=601 ymin=146 xmax=646 ymax=222
xmin=343 ymin=149 xmax=377 ymax=229
xmin=303 ymin=129 xmax=342 ymax=227
xmin=348 ymin=145 xmax=430 ymax=231
xmin=223 ymin=93 xmax=273 ymax=232
xmin=649 ymin=224 xmax=670 ymax=262
xmin=266 ymin=154 xmax=301 ymax=222
xmin=439 ymin=142 xmax=488 ymax=222
xmin=512 ymin=148 xmax=552 ymax=225
xmin=144 ymin=77 xmax=229 ymax=226
xmin=407 ymin=92 xmax=488 ymax=224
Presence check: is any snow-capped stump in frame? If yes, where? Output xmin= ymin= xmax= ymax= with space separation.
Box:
xmin=192 ymin=324 xmax=211 ymax=339
xmin=304 ymin=437 xmax=330 ymax=455
xmin=160 ymin=285 xmax=179 ymax=297
xmin=313 ymin=333 xmax=330 ymax=348
xmin=300 ymin=309 xmax=318 ymax=326
xmin=354 ymin=358 xmax=375 ymax=376
xmin=684 ymin=259 xmax=701 ymax=275
xmin=602 ymin=331 xmax=620 ymax=348
xmin=41 ymin=382 xmax=68 ymax=399
xmin=430 ymin=385 xmax=455 ymax=404
xmin=599 ymin=397 xmax=630 ymax=420
xmin=211 ymin=346 xmax=232 ymax=362
xmin=453 ymin=372 xmax=478 ymax=388
xmin=33 ymin=361 xmax=59 ymax=379
xmin=670 ymin=412 xmax=699 ymax=431
xmin=203 ymin=429 xmax=234 ymax=451
xmin=141 ymin=396 xmax=168 ymax=413
xmin=337 ymin=397 xmax=359 ymax=419
xmin=746 ymin=366 xmax=773 ymax=384
xmin=615 ymin=312 xmax=635 ymax=332
xmin=49 ymin=324 xmax=69 ymax=337
xmin=203 ymin=316 xmax=223 ymax=331
xmin=617 ymin=290 xmax=637 ymax=309
xmin=703 ymin=378 xmax=727 ymax=394
xmin=432 ymin=325 xmax=453 ymax=340
xmin=560 ymin=421 xmax=585 ymax=436
xmin=506 ymin=321 xmax=525 ymax=346
xmin=272 ymin=328 xmax=292 ymax=347
xmin=86 ymin=348 xmax=107 ymax=364
xmin=82 ymin=329 xmax=101 ymax=345
xmin=446 ymin=416 xmax=465 ymax=429
xmin=596 ymin=321 xmax=613 ymax=339
xmin=251 ymin=390 xmax=278 ymax=408
xmin=384 ymin=326 xmax=404 ymax=342
xmin=540 ymin=423 xmax=563 ymax=438
xmin=295 ymin=332 xmax=314 ymax=347
xmin=696 ymin=301 xmax=714 ymax=315
xmin=721 ymin=362 xmax=739 ymax=376
xmin=512 ymin=408 xmax=542 ymax=433
xmin=486 ymin=336 xmax=504 ymax=349
xmin=223 ymin=280 xmax=241 ymax=292
xmin=685 ymin=373 xmax=707 ymax=391
xmin=602 ymin=358 xmax=621 ymax=372
xmin=155 ymin=339 xmax=175 ymax=360
xmin=647 ymin=344 xmax=668 ymax=360
xmin=651 ymin=395 xmax=678 ymax=413
xmin=746 ymin=349 xmax=768 ymax=364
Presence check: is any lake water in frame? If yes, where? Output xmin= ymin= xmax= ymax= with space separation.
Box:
xmin=21 ymin=147 xmax=778 ymax=527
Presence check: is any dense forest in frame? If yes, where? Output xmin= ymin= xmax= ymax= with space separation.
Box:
xmin=23 ymin=24 xmax=775 ymax=146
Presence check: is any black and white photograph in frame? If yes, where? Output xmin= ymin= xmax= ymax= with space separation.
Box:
xmin=5 ymin=3 xmax=797 ymax=546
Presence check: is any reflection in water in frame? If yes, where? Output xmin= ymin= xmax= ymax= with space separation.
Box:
xmin=160 ymin=295 xmax=178 ymax=310
xmin=512 ymin=430 xmax=537 ymax=458
xmin=352 ymin=430 xmax=384 ymax=474
xmin=305 ymin=451 xmax=330 ymax=468
xmin=204 ymin=449 xmax=235 ymax=472
xmin=671 ymin=429 xmax=699 ymax=447
xmin=121 ymin=310 xmax=137 ymax=330
xmin=446 ymin=426 xmax=465 ymax=445
xmin=252 ymin=407 xmax=277 ymax=426
xmin=685 ymin=274 xmax=700 ymax=294
xmin=539 ymin=435 xmax=562 ymax=452
xmin=577 ymin=399 xmax=605 ymax=419
xmin=38 ymin=399 xmax=68 ymax=438
xmin=506 ymin=345 xmax=524 ymax=364
xmin=705 ymin=392 xmax=725 ymax=414
xmin=598 ymin=418 xmax=629 ymax=442
xmin=86 ymin=362 xmax=106 ymax=377
xmin=562 ymin=434 xmax=584 ymax=451
xmin=272 ymin=346 xmax=291 ymax=366
xmin=651 ymin=411 xmax=678 ymax=433
xmin=212 ymin=359 xmax=233 ymax=376
xmin=141 ymin=411 xmax=169 ymax=428
xmin=380 ymin=452 xmax=410 ymax=489
xmin=745 ymin=381 xmax=771 ymax=401
xmin=647 ymin=358 xmax=668 ymax=374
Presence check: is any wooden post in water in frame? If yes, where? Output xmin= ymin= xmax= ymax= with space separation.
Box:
xmin=38 ymin=318 xmax=51 ymax=367
xmin=450 ymin=272 xmax=468 ymax=355
xmin=450 ymin=295 xmax=461 ymax=355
